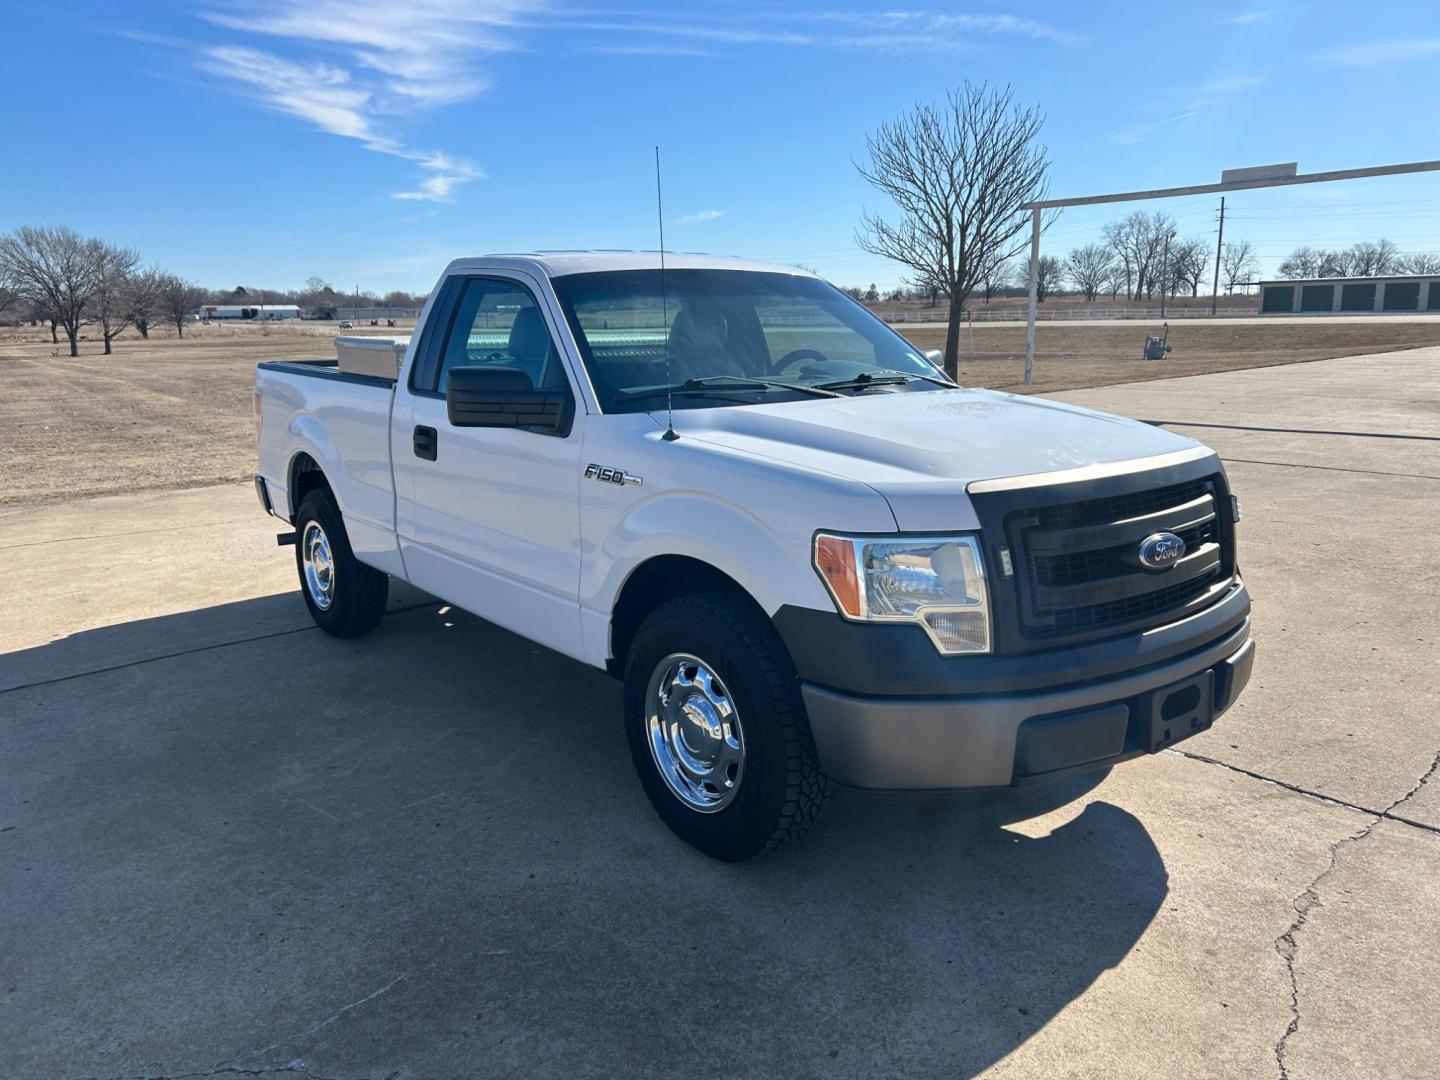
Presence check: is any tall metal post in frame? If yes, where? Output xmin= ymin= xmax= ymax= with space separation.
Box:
xmin=1023 ymin=206 xmax=1041 ymax=386
xmin=1159 ymin=231 xmax=1171 ymax=319
xmin=1210 ymin=196 xmax=1226 ymax=315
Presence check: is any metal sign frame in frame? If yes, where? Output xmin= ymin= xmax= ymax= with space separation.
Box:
xmin=1016 ymin=159 xmax=1440 ymax=384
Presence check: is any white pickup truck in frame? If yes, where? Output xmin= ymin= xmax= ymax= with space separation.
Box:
xmin=254 ymin=252 xmax=1253 ymax=860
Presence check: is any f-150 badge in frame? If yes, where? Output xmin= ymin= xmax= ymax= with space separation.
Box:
xmin=585 ymin=463 xmax=642 ymax=486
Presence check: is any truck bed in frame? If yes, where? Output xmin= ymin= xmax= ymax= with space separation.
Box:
xmin=254 ymin=359 xmax=399 ymax=574
xmin=256 ymin=359 xmax=396 ymax=390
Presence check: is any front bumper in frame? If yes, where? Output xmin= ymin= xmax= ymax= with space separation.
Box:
xmin=786 ymin=584 xmax=1254 ymax=791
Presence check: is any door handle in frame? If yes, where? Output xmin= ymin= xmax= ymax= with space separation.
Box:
xmin=413 ymin=425 xmax=438 ymax=461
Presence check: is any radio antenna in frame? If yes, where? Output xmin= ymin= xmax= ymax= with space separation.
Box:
xmin=655 ymin=145 xmax=679 ymax=441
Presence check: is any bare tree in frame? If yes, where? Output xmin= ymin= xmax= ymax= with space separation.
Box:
xmin=1168 ymin=237 xmax=1210 ymax=297
xmin=1103 ymin=262 xmax=1130 ymax=301
xmin=1321 ymin=247 xmax=1360 ymax=277
xmin=856 ymin=82 xmax=1048 ymax=379
xmin=1348 ymin=239 xmax=1399 ymax=277
xmin=125 ymin=268 xmax=165 ymax=338
xmin=1102 ymin=212 xmax=1175 ymax=300
xmin=380 ymin=288 xmax=422 ymax=309
xmin=978 ymin=253 xmax=1012 ymax=303
xmin=159 ymin=272 xmax=205 ymax=338
xmin=90 ymin=242 xmax=141 ymax=354
xmin=1035 ymin=255 xmax=1062 ymax=302
xmin=0 ymin=225 xmax=106 ymax=356
xmin=1221 ymin=239 xmax=1260 ymax=293
xmin=1277 ymin=246 xmax=1327 ymax=279
xmin=1396 ymin=251 xmax=1440 ymax=275
xmin=1065 ymin=243 xmax=1114 ymax=302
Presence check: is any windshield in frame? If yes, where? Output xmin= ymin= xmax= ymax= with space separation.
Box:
xmin=549 ymin=269 xmax=948 ymax=413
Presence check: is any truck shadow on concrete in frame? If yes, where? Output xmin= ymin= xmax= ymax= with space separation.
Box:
xmin=2 ymin=592 xmax=1166 ymax=1079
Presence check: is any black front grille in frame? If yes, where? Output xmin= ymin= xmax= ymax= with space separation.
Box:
xmin=1036 ymin=572 xmax=1219 ymax=635
xmin=1000 ymin=472 xmax=1234 ymax=643
xmin=1031 ymin=518 xmax=1219 ymax=588
xmin=1027 ymin=477 xmax=1211 ymax=531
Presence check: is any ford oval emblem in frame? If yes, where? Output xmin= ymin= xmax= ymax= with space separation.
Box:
xmin=1138 ymin=531 xmax=1186 ymax=571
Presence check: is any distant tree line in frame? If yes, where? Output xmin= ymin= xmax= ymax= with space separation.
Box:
xmin=1275 ymin=241 xmax=1440 ymax=280
xmin=0 ymin=224 xmax=431 ymax=357
xmin=211 ymin=276 xmax=428 ymax=319
xmin=1051 ymin=212 xmax=1259 ymax=304
xmin=851 ymin=173 xmax=1440 ymax=313
xmin=0 ymin=226 xmax=208 ymax=356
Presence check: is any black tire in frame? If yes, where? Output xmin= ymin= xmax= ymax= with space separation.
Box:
xmin=623 ymin=591 xmax=829 ymax=861
xmin=294 ymin=488 xmax=388 ymax=639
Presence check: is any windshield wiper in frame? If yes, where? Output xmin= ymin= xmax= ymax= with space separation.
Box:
xmin=617 ymin=375 xmax=840 ymax=403
xmin=814 ymin=368 xmax=956 ymax=392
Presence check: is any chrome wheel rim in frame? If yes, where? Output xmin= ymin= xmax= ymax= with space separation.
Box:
xmin=645 ymin=653 xmax=745 ymax=813
xmin=301 ymin=520 xmax=335 ymax=611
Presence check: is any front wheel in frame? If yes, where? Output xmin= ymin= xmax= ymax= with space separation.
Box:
xmin=294 ymin=489 xmax=388 ymax=638
xmin=623 ymin=593 xmax=829 ymax=861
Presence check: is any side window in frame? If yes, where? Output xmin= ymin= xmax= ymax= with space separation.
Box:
xmin=434 ymin=278 xmax=569 ymax=393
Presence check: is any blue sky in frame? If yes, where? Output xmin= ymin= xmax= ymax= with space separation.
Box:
xmin=3 ymin=1 xmax=1438 ymax=293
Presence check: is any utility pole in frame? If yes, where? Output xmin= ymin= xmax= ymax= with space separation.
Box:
xmin=1023 ymin=206 xmax=1041 ymax=385
xmin=1159 ymin=231 xmax=1172 ymax=318
xmin=1210 ymin=196 xmax=1226 ymax=315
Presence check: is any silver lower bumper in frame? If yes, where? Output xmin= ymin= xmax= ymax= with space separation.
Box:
xmin=802 ymin=626 xmax=1254 ymax=791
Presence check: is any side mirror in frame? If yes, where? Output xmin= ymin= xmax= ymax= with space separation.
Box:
xmin=445 ymin=366 xmax=571 ymax=435
xmin=922 ymin=348 xmax=944 ymax=369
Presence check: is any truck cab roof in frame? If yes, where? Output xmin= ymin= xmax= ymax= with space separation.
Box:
xmin=447 ymin=251 xmax=814 ymax=280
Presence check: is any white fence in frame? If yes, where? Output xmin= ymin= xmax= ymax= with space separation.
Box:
xmin=882 ymin=306 xmax=1258 ymax=324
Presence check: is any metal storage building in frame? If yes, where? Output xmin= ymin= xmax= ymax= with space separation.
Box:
xmin=1258 ymin=275 xmax=1440 ymax=314
xmin=199 ymin=304 xmax=302 ymax=321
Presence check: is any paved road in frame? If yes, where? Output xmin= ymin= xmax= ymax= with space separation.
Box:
xmin=2 ymin=348 xmax=1437 ymax=1079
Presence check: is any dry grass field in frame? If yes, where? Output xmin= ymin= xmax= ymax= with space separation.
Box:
xmin=1 ymin=317 xmax=1436 ymax=506
xmin=905 ymin=319 xmax=1440 ymax=391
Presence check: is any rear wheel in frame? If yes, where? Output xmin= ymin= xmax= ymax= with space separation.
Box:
xmin=624 ymin=592 xmax=829 ymax=861
xmin=294 ymin=489 xmax=388 ymax=638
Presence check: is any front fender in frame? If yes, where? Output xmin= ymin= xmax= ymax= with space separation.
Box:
xmin=597 ymin=490 xmax=826 ymax=618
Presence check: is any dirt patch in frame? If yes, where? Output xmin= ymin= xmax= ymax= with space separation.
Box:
xmin=1 ymin=318 xmax=1436 ymax=506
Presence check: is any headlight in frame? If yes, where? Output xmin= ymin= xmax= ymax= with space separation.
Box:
xmin=813 ymin=533 xmax=990 ymax=654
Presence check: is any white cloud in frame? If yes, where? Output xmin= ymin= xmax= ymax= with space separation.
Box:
xmin=148 ymin=4 xmax=1076 ymax=199
xmin=1106 ymin=74 xmax=1262 ymax=144
xmin=1194 ymin=74 xmax=1264 ymax=99
xmin=791 ymin=10 xmax=1078 ymax=45
xmin=191 ymin=0 xmax=529 ymax=201
xmin=545 ymin=8 xmax=1075 ymax=54
xmin=675 ymin=209 xmax=725 ymax=225
xmin=1107 ymin=111 xmax=1198 ymax=146
xmin=1319 ymin=38 xmax=1440 ymax=65
xmin=586 ymin=43 xmax=718 ymax=57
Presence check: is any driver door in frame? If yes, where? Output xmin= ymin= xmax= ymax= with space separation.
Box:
xmin=392 ymin=272 xmax=586 ymax=660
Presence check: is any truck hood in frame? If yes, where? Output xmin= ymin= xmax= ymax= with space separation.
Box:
xmin=665 ymin=387 xmax=1211 ymax=531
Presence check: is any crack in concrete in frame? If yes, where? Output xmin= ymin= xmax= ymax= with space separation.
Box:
xmin=1261 ymin=748 xmax=1440 ymax=1079
xmin=231 ymin=972 xmax=411 ymax=1065
xmin=1170 ymin=749 xmax=1440 ymax=836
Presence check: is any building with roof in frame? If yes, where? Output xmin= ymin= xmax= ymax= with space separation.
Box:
xmin=200 ymin=304 xmax=301 ymax=321
xmin=1258 ymin=274 xmax=1440 ymax=315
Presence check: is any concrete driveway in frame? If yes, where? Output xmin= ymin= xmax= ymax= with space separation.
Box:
xmin=2 ymin=348 xmax=1437 ymax=1079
